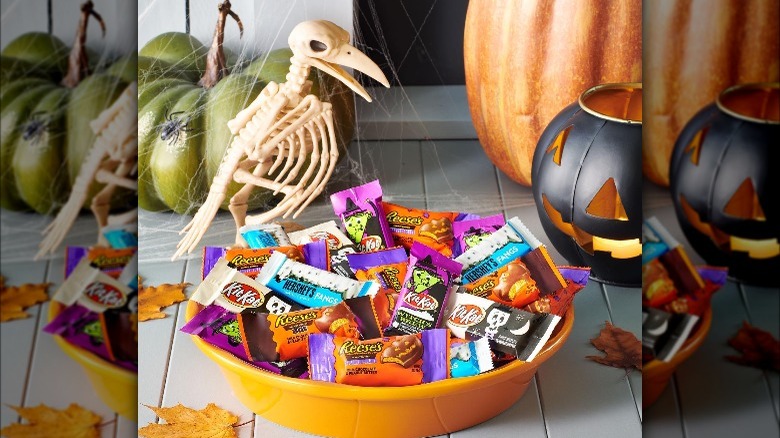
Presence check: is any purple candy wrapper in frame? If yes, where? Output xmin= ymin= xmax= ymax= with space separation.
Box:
xmin=65 ymin=247 xmax=89 ymax=278
xmin=346 ymin=246 xmax=408 ymax=273
xmin=308 ymin=329 xmax=449 ymax=386
xmin=202 ymin=247 xmax=227 ymax=279
xmin=43 ymin=304 xmax=136 ymax=372
xmin=181 ymin=304 xmax=308 ymax=378
xmin=302 ymin=239 xmax=329 ymax=271
xmin=386 ymin=242 xmax=463 ymax=335
xmin=452 ymin=214 xmax=506 ymax=257
xmin=330 ymin=180 xmax=395 ymax=252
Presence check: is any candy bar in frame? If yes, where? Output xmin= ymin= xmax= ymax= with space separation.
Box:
xmin=643 ymin=217 xmax=704 ymax=296
xmin=180 ymin=304 xmax=309 ymax=378
xmin=453 ymin=214 xmax=505 ymax=257
xmin=237 ymin=300 xmax=367 ymax=362
xmin=191 ymin=258 xmax=300 ymax=315
xmin=53 ymin=258 xmax=134 ymax=313
xmin=308 ymin=329 xmax=449 ymax=386
xmin=101 ymin=223 xmax=138 ymax=249
xmin=331 ymin=180 xmax=395 ymax=252
xmin=455 ymin=217 xmax=540 ymax=285
xmin=382 ymin=202 xmax=458 ymax=256
xmin=347 ymin=247 xmax=408 ymax=331
xmin=65 ymin=246 xmax=136 ymax=279
xmin=288 ymin=220 xmax=357 ymax=279
xmin=642 ymin=306 xmax=699 ymax=362
xmin=239 ymin=223 xmax=291 ymax=249
xmin=445 ymin=291 xmax=560 ymax=362
xmin=450 ymin=337 xmax=493 ymax=378
xmin=386 ymin=243 xmax=462 ymax=336
xmin=257 ymin=251 xmax=378 ymax=308
xmin=100 ymin=290 xmax=138 ymax=365
xmin=520 ymin=246 xmax=566 ymax=296
xmin=524 ymin=267 xmax=590 ymax=316
xmin=201 ymin=245 xmax=306 ymax=279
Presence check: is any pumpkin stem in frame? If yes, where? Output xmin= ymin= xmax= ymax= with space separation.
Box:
xmin=61 ymin=0 xmax=105 ymax=88
xmin=199 ymin=0 xmax=243 ymax=89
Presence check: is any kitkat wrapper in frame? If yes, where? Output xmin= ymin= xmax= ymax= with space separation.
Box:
xmin=65 ymin=246 xmax=136 ymax=279
xmin=347 ymin=247 xmax=408 ymax=331
xmin=308 ymin=329 xmax=450 ymax=386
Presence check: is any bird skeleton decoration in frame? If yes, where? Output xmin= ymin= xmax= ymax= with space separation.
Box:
xmin=36 ymin=82 xmax=138 ymax=259
xmin=173 ymin=20 xmax=390 ymax=260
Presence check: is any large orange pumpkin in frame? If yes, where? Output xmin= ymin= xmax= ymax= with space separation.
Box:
xmin=643 ymin=0 xmax=779 ymax=187
xmin=464 ymin=0 xmax=642 ymax=187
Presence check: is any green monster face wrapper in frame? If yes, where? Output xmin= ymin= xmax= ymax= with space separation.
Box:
xmin=344 ymin=211 xmax=371 ymax=244
xmin=464 ymin=232 xmax=491 ymax=250
xmin=217 ymin=320 xmax=242 ymax=346
xmin=82 ymin=320 xmax=104 ymax=344
xmin=409 ymin=266 xmax=443 ymax=293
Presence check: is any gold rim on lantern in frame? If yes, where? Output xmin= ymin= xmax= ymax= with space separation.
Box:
xmin=579 ymin=82 xmax=643 ymax=125
xmin=716 ymin=82 xmax=780 ymax=125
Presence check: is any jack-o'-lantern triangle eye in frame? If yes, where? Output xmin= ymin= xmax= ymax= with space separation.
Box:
xmin=724 ymin=178 xmax=766 ymax=221
xmin=545 ymin=126 xmax=572 ymax=166
xmin=684 ymin=127 xmax=708 ymax=165
xmin=586 ymin=177 xmax=628 ymax=221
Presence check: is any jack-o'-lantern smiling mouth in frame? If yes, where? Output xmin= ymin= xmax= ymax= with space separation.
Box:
xmin=541 ymin=193 xmax=641 ymax=259
xmin=679 ymin=190 xmax=779 ymax=259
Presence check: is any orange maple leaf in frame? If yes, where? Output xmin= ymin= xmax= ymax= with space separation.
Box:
xmin=138 ymin=282 xmax=188 ymax=322
xmin=0 ymin=403 xmax=101 ymax=438
xmin=0 ymin=276 xmax=50 ymax=322
xmin=139 ymin=403 xmax=238 ymax=438
xmin=726 ymin=321 xmax=780 ymax=371
xmin=587 ymin=321 xmax=642 ymax=370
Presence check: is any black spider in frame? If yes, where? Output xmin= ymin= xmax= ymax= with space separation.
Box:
xmin=159 ymin=109 xmax=193 ymax=144
xmin=21 ymin=112 xmax=53 ymax=143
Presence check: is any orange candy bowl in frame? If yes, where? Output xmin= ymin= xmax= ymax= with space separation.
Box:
xmin=185 ymin=300 xmax=574 ymax=438
xmin=642 ymin=307 xmax=713 ymax=407
xmin=48 ymin=302 xmax=138 ymax=421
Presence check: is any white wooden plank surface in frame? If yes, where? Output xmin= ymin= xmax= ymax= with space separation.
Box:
xmin=0 ymin=261 xmax=49 ymax=428
xmin=602 ymin=284 xmax=643 ymax=420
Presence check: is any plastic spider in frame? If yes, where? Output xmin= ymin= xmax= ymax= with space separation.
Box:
xmin=159 ymin=109 xmax=192 ymax=145
xmin=21 ymin=112 xmax=53 ymax=144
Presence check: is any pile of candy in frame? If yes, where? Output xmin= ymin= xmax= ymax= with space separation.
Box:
xmin=44 ymin=224 xmax=139 ymax=372
xmin=642 ymin=217 xmax=726 ymax=363
xmin=183 ymin=180 xmax=589 ymax=386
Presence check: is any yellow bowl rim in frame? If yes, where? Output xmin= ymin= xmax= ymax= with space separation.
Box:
xmin=184 ymin=299 xmax=575 ymax=400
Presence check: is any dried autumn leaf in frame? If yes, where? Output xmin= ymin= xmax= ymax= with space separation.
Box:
xmin=726 ymin=321 xmax=780 ymax=371
xmin=0 ymin=403 xmax=101 ymax=438
xmin=138 ymin=282 xmax=188 ymax=322
xmin=139 ymin=403 xmax=238 ymax=438
xmin=587 ymin=321 xmax=642 ymax=370
xmin=0 ymin=276 xmax=50 ymax=322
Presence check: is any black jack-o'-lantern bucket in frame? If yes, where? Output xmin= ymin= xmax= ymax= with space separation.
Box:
xmin=532 ymin=83 xmax=643 ymax=286
xmin=669 ymin=83 xmax=779 ymax=286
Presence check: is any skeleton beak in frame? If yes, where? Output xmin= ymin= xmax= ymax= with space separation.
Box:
xmin=309 ymin=44 xmax=390 ymax=102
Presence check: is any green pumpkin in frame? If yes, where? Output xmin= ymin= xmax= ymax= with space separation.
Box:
xmin=139 ymin=9 xmax=355 ymax=214
xmin=1 ymin=4 xmax=130 ymax=214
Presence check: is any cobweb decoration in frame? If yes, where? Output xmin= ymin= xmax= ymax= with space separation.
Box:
xmin=133 ymin=0 xmax=537 ymax=262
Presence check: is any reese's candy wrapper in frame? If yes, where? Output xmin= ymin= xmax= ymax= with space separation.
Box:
xmin=288 ymin=220 xmax=358 ymax=279
xmin=382 ymin=202 xmax=458 ymax=256
xmin=65 ymin=246 xmax=136 ymax=279
xmin=450 ymin=337 xmax=493 ymax=378
xmin=347 ymin=247 xmax=408 ymax=331
xmin=524 ymin=266 xmax=590 ymax=316
xmin=191 ymin=258 xmax=301 ymax=315
xmin=386 ymin=243 xmax=462 ymax=336
xmin=238 ymin=300 xmax=365 ymax=362
xmin=308 ymin=329 xmax=450 ymax=386
xmin=445 ymin=291 xmax=560 ymax=362
xmin=257 ymin=251 xmax=379 ymax=308
xmin=642 ymin=258 xmax=678 ymax=307
xmin=101 ymin=223 xmax=138 ymax=249
xmin=43 ymin=304 xmax=135 ymax=371
xmin=239 ymin=223 xmax=291 ymax=249
xmin=53 ymin=258 xmax=133 ymax=313
xmin=453 ymin=214 xmax=505 ymax=257
xmin=662 ymin=266 xmax=727 ymax=316
xmin=642 ymin=306 xmax=699 ymax=362
xmin=201 ymin=245 xmax=308 ymax=279
xmin=180 ymin=304 xmax=309 ymax=378
xmin=331 ymin=180 xmax=395 ymax=252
